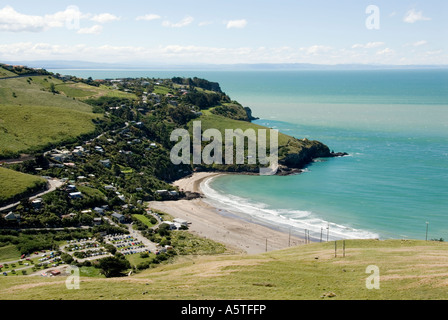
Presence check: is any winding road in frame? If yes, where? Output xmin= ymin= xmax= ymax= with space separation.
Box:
xmin=0 ymin=178 xmax=65 ymax=213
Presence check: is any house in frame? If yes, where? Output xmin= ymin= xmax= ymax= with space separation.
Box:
xmin=111 ymin=213 xmax=125 ymax=223
xmin=63 ymin=163 xmax=76 ymax=168
xmin=31 ymin=198 xmax=43 ymax=209
xmin=95 ymin=146 xmax=104 ymax=153
xmin=163 ymin=221 xmax=177 ymax=230
xmin=93 ymin=217 xmax=103 ymax=226
xmin=50 ymin=270 xmax=61 ymax=276
xmin=69 ymin=192 xmax=83 ymax=200
xmin=72 ymin=149 xmax=83 ymax=157
xmin=93 ymin=207 xmax=105 ymax=215
xmin=62 ymin=213 xmax=76 ymax=220
xmin=173 ymin=218 xmax=188 ymax=227
xmin=4 ymin=212 xmax=20 ymax=221
xmin=104 ymin=185 xmax=116 ymax=191
xmin=66 ymin=185 xmax=77 ymax=192
xmin=99 ymin=159 xmax=111 ymax=168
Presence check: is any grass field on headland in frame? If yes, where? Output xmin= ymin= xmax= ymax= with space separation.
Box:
xmin=1 ymin=239 xmax=447 ymax=300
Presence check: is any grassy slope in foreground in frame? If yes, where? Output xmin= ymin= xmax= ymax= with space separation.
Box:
xmin=0 ymin=167 xmax=47 ymax=205
xmin=1 ymin=239 xmax=448 ymax=300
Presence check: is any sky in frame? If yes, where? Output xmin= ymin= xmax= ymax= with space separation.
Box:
xmin=0 ymin=0 xmax=447 ymax=66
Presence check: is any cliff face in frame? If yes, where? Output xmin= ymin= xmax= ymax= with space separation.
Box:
xmin=279 ymin=139 xmax=347 ymax=170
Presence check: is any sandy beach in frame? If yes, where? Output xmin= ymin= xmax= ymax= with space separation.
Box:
xmin=149 ymin=172 xmax=305 ymax=255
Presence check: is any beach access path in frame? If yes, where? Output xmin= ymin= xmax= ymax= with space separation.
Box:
xmin=149 ymin=172 xmax=305 ymax=255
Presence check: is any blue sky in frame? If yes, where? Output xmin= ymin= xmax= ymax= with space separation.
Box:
xmin=0 ymin=0 xmax=446 ymax=65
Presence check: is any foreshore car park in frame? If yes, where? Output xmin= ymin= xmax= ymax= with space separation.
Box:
xmin=0 ymin=216 xmax=188 ymax=277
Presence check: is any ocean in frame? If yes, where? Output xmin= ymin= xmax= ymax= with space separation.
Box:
xmin=50 ymin=69 xmax=448 ymax=241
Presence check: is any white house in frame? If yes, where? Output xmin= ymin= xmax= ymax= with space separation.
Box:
xmin=4 ymin=212 xmax=20 ymax=221
xmin=163 ymin=221 xmax=177 ymax=230
xmin=69 ymin=192 xmax=83 ymax=199
xmin=173 ymin=218 xmax=188 ymax=227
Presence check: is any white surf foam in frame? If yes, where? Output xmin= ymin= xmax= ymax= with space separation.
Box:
xmin=201 ymin=176 xmax=379 ymax=241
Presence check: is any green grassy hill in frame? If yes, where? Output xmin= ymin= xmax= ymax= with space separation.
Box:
xmin=0 ymin=167 xmax=47 ymax=205
xmin=1 ymin=239 xmax=447 ymax=300
xmin=0 ymin=73 xmax=135 ymax=159
xmin=0 ymin=67 xmax=17 ymax=79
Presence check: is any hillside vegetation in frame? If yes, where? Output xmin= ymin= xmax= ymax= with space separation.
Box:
xmin=1 ymin=239 xmax=447 ymax=300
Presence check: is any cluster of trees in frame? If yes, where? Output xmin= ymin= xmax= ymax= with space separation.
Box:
xmin=211 ymin=103 xmax=252 ymax=122
xmin=183 ymin=91 xmax=226 ymax=110
xmin=171 ymin=77 xmax=222 ymax=93
xmin=0 ymin=229 xmax=93 ymax=255
xmin=0 ymin=64 xmax=50 ymax=76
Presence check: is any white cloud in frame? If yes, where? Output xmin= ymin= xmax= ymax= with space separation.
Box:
xmin=91 ymin=13 xmax=120 ymax=23
xmin=0 ymin=5 xmax=119 ymax=33
xmin=77 ymin=25 xmax=103 ymax=35
xmin=377 ymin=48 xmax=394 ymax=55
xmin=352 ymin=42 xmax=385 ymax=49
xmin=136 ymin=14 xmax=161 ymax=21
xmin=198 ymin=21 xmax=213 ymax=27
xmin=162 ymin=16 xmax=194 ymax=28
xmin=403 ymin=9 xmax=431 ymax=23
xmin=413 ymin=40 xmax=427 ymax=47
xmin=426 ymin=50 xmax=442 ymax=55
xmin=226 ymin=19 xmax=247 ymax=29
xmin=302 ymin=45 xmax=332 ymax=55
xmin=0 ymin=5 xmax=82 ymax=32
xmin=0 ymin=42 xmax=445 ymax=66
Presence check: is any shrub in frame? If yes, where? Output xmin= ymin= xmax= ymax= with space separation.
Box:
xmin=140 ymin=252 xmax=149 ymax=259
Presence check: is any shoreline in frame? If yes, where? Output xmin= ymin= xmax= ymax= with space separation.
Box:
xmin=149 ymin=172 xmax=305 ymax=255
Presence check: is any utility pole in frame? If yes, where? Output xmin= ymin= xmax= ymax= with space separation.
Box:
xmin=288 ymin=228 xmax=291 ymax=247
xmin=320 ymin=227 xmax=323 ymax=242
xmin=426 ymin=222 xmax=429 ymax=241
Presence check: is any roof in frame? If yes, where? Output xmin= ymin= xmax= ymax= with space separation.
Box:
xmin=111 ymin=213 xmax=124 ymax=219
xmin=5 ymin=212 xmax=19 ymax=220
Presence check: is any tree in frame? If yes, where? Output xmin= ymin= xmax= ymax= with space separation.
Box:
xmin=104 ymin=243 xmax=117 ymax=255
xmin=61 ymin=253 xmax=74 ymax=265
xmin=49 ymin=83 xmax=58 ymax=94
xmin=97 ymin=256 xmax=130 ymax=278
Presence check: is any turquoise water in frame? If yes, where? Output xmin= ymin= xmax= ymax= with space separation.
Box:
xmin=51 ymin=69 xmax=448 ymax=240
